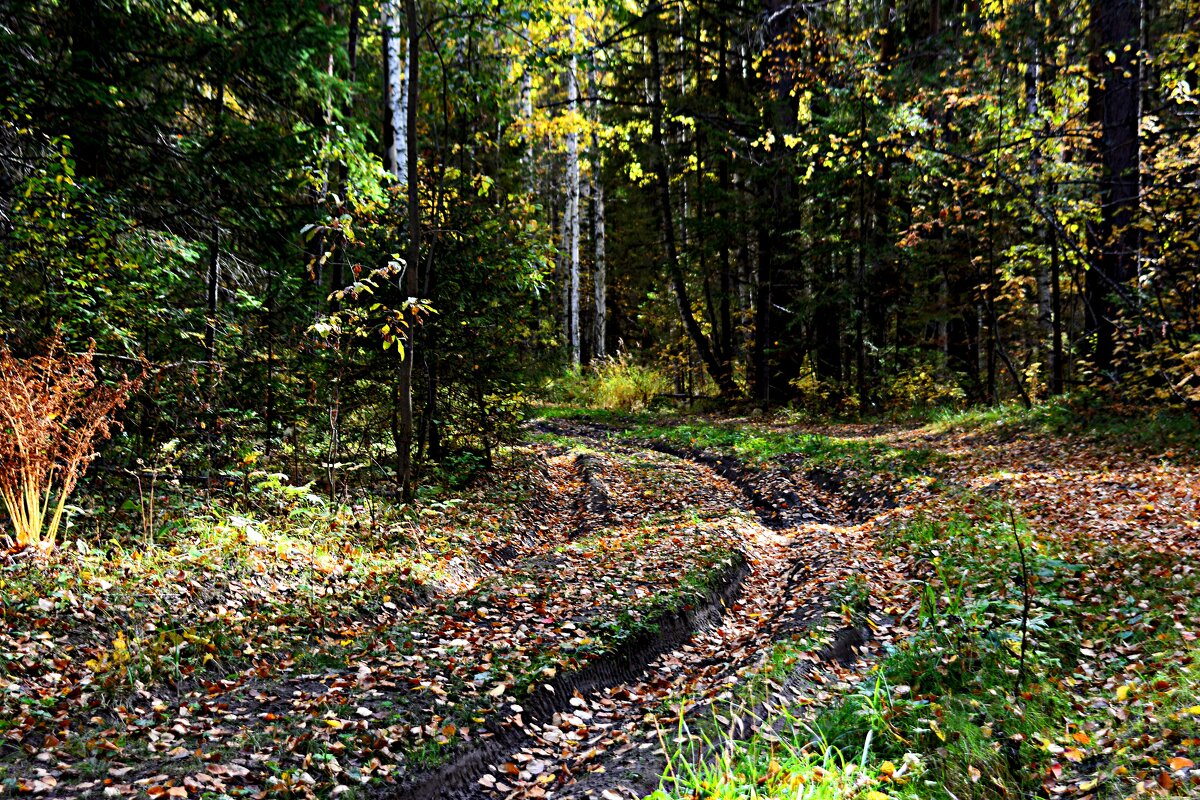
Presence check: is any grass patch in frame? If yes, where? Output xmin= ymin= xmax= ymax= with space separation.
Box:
xmin=816 ymin=498 xmax=1199 ymax=798
xmin=536 ymin=408 xmax=943 ymax=479
xmin=652 ymin=705 xmax=926 ymax=800
xmin=540 ymin=356 xmax=673 ymax=412
xmin=929 ymin=397 xmax=1200 ymax=455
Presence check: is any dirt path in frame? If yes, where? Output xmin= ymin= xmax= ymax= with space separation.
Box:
xmin=2 ymin=424 xmax=909 ymax=800
xmin=444 ymin=421 xmax=907 ymax=800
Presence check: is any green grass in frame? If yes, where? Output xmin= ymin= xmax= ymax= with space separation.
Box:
xmin=929 ymin=396 xmax=1200 ymax=454
xmin=651 ymin=704 xmax=925 ymax=800
xmin=537 ymin=407 xmax=944 ymax=478
xmin=651 ymin=467 xmax=1200 ymax=799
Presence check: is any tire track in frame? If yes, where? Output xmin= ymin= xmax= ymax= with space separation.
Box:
xmin=455 ymin=422 xmax=890 ymax=800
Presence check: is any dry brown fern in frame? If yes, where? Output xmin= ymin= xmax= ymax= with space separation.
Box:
xmin=0 ymin=337 xmax=140 ymax=549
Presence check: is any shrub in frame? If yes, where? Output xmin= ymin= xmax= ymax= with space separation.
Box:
xmin=0 ymin=337 xmax=139 ymax=549
xmin=548 ymin=354 xmax=672 ymax=411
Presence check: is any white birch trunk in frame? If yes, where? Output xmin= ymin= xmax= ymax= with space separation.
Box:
xmin=593 ymin=158 xmax=606 ymax=360
xmin=1027 ymin=12 xmax=1055 ymax=389
xmin=520 ymin=29 xmax=534 ymax=186
xmin=590 ymin=68 xmax=606 ymax=360
xmin=566 ymin=18 xmax=581 ymax=367
xmin=384 ymin=1 xmax=408 ymax=183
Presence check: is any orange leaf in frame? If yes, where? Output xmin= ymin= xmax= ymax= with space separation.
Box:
xmin=1169 ymin=757 xmax=1194 ymax=770
xmin=1072 ymin=731 xmax=1090 ymax=745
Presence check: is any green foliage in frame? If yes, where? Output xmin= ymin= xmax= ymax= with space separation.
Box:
xmin=652 ymin=703 xmax=926 ymax=800
xmin=545 ymin=354 xmax=672 ymax=411
xmin=929 ymin=397 xmax=1200 ymax=454
xmin=621 ymin=416 xmax=942 ymax=477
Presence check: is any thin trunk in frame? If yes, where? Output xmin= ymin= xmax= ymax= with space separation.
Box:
xmin=592 ymin=129 xmax=606 ymax=360
xmin=205 ymin=225 xmax=220 ymax=377
xmin=716 ymin=19 xmax=733 ymax=364
xmin=554 ymin=176 xmax=568 ymax=347
xmin=397 ymin=0 xmax=419 ymax=499
xmin=588 ymin=63 xmax=606 ymax=361
xmin=384 ymin=1 xmax=409 ymax=182
xmin=855 ymin=97 xmax=868 ymax=409
xmin=1028 ymin=1 xmax=1055 ymax=395
xmin=1051 ymin=229 xmax=1065 ymax=394
xmin=566 ymin=18 xmax=581 ymax=367
xmin=331 ymin=1 xmax=360 ymax=311
xmin=521 ymin=27 xmax=534 ymax=190
xmin=204 ymin=77 xmax=225 ymax=495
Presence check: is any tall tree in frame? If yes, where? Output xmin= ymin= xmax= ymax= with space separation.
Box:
xmin=566 ymin=16 xmax=582 ymax=367
xmin=384 ymin=1 xmax=410 ymax=182
xmin=1087 ymin=0 xmax=1142 ymax=376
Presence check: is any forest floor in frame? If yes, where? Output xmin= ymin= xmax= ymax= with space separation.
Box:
xmin=2 ymin=407 xmax=1199 ymax=799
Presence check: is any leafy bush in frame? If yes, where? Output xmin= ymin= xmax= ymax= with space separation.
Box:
xmin=880 ymin=366 xmax=966 ymax=414
xmin=546 ymin=354 xmax=672 ymax=411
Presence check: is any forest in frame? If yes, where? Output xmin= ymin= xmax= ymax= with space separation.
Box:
xmin=1 ymin=0 xmax=1199 ymax=798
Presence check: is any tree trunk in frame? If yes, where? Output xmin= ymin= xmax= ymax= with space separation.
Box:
xmin=1087 ymin=0 xmax=1141 ymax=376
xmin=520 ymin=29 xmax=534 ymax=188
xmin=1027 ymin=1 xmax=1055 ymax=396
xmin=383 ymin=1 xmax=409 ymax=183
xmin=591 ymin=112 xmax=607 ymax=360
xmin=566 ymin=18 xmax=581 ymax=367
xmin=330 ymin=2 xmax=360 ymax=311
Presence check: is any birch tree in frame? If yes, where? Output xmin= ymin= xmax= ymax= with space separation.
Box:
xmin=590 ymin=65 xmax=606 ymax=361
xmin=383 ymin=1 xmax=409 ymax=183
xmin=565 ymin=16 xmax=582 ymax=367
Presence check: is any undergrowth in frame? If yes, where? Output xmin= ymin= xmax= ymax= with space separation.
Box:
xmin=542 ymin=355 xmax=673 ymax=412
xmin=655 ymin=488 xmax=1200 ymax=799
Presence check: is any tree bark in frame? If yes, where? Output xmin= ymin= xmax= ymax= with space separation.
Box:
xmin=1086 ymin=0 xmax=1141 ymax=376
xmin=383 ymin=1 xmax=409 ymax=183
xmin=566 ymin=17 xmax=581 ymax=367
xmin=591 ymin=90 xmax=607 ymax=361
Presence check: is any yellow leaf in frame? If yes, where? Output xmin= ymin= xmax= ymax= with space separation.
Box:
xmin=1116 ymin=684 xmax=1132 ymax=701
xmin=323 ymin=719 xmax=343 ymax=729
xmin=930 ymin=719 xmax=946 ymax=741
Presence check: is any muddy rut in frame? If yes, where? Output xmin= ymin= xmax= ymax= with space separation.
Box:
xmin=402 ymin=421 xmax=894 ymax=800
